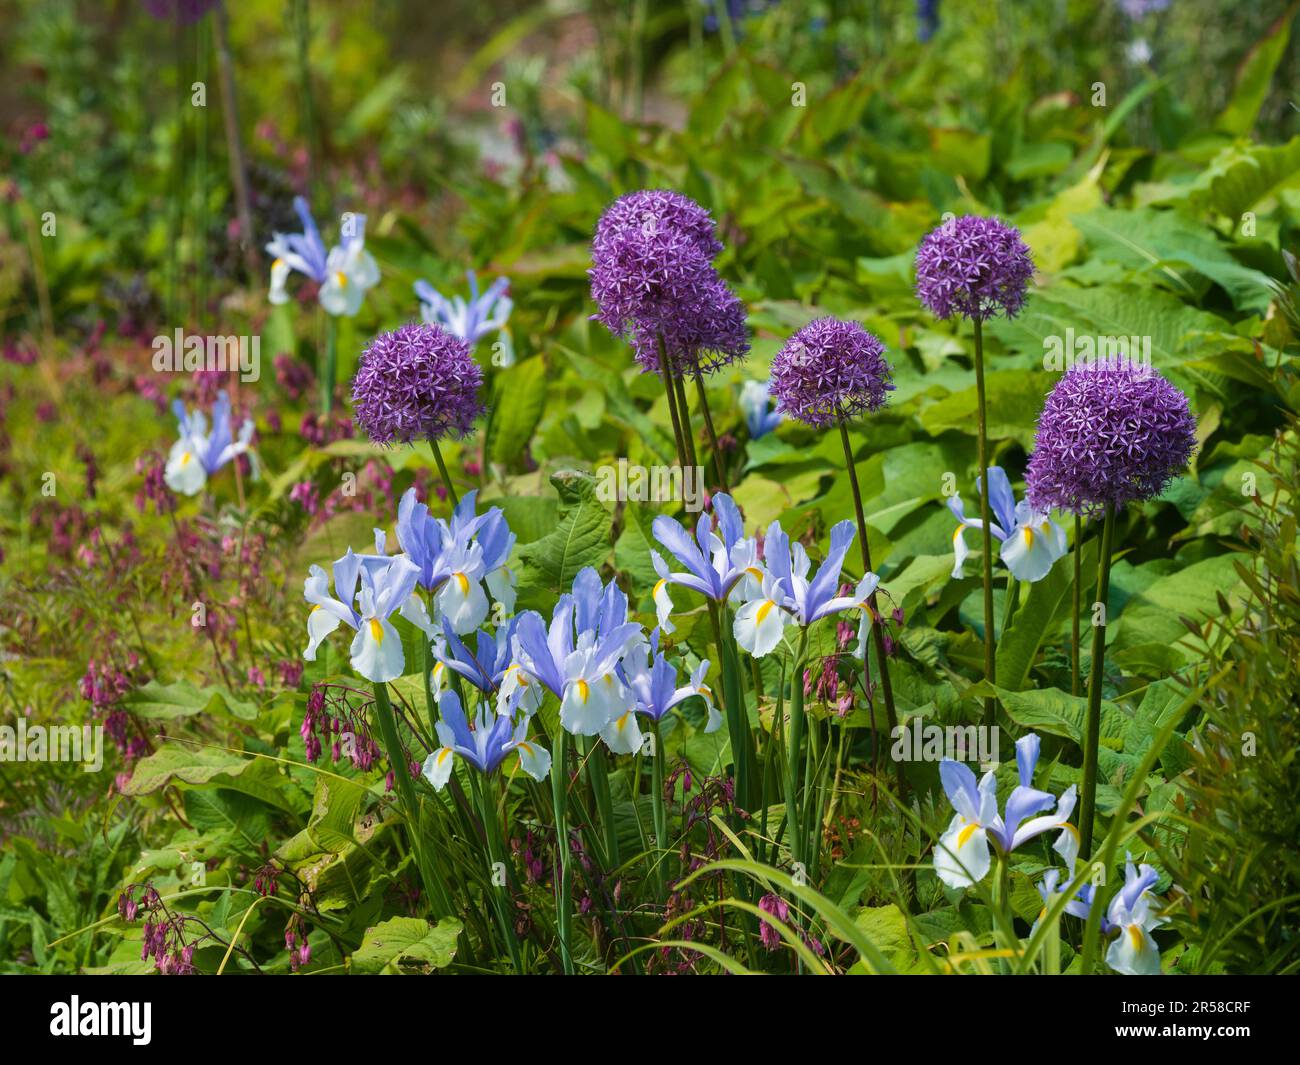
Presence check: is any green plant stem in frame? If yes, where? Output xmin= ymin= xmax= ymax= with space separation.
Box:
xmin=972 ymin=319 xmax=997 ymax=726
xmin=474 ymin=772 xmax=523 ymax=973
xmin=651 ymin=719 xmax=668 ymax=896
xmin=1072 ymin=514 xmax=1083 ymax=697
xmin=585 ymin=737 xmax=620 ymax=868
xmin=319 ymin=314 xmax=337 ymax=415
xmin=370 ymin=682 xmax=453 ymax=918
xmin=657 ymin=337 xmax=688 ymax=467
xmin=693 ymin=374 xmax=729 ymax=493
xmin=837 ymin=418 xmax=907 ymax=804
xmin=429 ymin=436 xmax=459 ymax=508
xmin=706 ymin=601 xmax=753 ymax=811
xmin=673 ymin=373 xmax=700 ymax=469
xmin=213 ymin=0 xmax=258 ymax=277
xmin=785 ymin=628 xmax=809 ymax=870
xmin=549 ymin=727 xmax=573 ymax=974
xmin=1078 ymin=504 xmax=1116 ymax=857
xmin=419 ymin=639 xmax=438 ymax=737
xmin=1002 ymin=575 xmax=1019 ymax=634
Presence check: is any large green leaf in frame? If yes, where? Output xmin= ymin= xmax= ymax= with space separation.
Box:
xmin=352 ymin=916 xmax=462 ymax=974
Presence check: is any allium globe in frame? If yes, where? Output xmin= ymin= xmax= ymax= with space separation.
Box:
xmin=915 ymin=215 xmax=1034 ymax=321
xmin=769 ymin=318 xmax=894 ymax=428
xmin=351 ymin=323 xmax=485 ymax=445
xmin=590 ymin=189 xmax=749 ymax=377
xmin=1025 ymin=363 xmax=1197 ymax=516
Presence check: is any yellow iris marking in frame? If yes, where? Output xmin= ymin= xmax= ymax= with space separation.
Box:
xmin=272 ymin=257 xmax=284 ymax=269
xmin=310 ymin=604 xmax=321 ymax=613
xmin=952 ymin=526 xmax=964 ymax=544
xmin=1127 ymin=924 xmax=1145 ymax=950
xmin=335 ymin=271 xmax=347 ymax=287
xmin=699 ymin=684 xmax=713 ymax=700
xmin=1062 ymin=822 xmax=1080 ymax=843
xmin=615 ymin=713 xmax=630 ymax=731
xmin=654 ymin=578 xmax=667 ymax=594
xmin=517 ymin=742 xmax=534 ymax=756
xmin=180 ymin=452 xmax=192 ymax=466
xmin=368 ymin=618 xmax=384 ymax=643
xmin=746 ymin=566 xmax=764 ymax=579
xmin=454 ymin=572 xmax=470 ymax=595
xmin=756 ymin=600 xmax=775 ymax=623
xmin=957 ymin=822 xmax=980 ymax=848
xmin=436 ymin=748 xmax=453 ymax=765
xmin=576 ymin=679 xmax=590 ymax=702
xmin=1022 ymin=526 xmax=1034 ymax=547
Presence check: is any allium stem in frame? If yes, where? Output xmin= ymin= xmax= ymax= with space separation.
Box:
xmin=1072 ymin=514 xmax=1082 ymax=698
xmin=1078 ymin=504 xmax=1116 ymax=857
xmin=838 ymin=418 xmax=907 ymax=804
xmin=370 ymin=682 xmax=453 ymax=919
xmin=549 ymin=727 xmax=574 ymax=974
xmin=973 ymin=318 xmax=996 ymax=726
xmin=673 ymin=372 xmax=700 ymax=469
xmin=657 ymin=336 xmax=689 ymax=467
xmin=693 ymin=374 xmax=730 ymax=493
xmin=429 ymin=437 xmax=460 ymax=508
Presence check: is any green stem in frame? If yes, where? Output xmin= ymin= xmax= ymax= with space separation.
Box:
xmin=785 ymin=629 xmax=809 ymax=870
xmin=973 ymin=319 xmax=997 ymax=726
xmin=419 ymin=638 xmax=438 ymax=737
xmin=474 ymin=772 xmax=523 ymax=973
xmin=651 ymin=719 xmax=668 ymax=897
xmin=1078 ymin=504 xmax=1116 ymax=857
xmin=706 ymin=602 xmax=753 ymax=812
xmin=586 ymin=737 xmax=620 ymax=868
xmin=693 ymin=374 xmax=729 ymax=493
xmin=673 ymin=372 xmax=700 ymax=470
xmin=1072 ymin=514 xmax=1083 ymax=698
xmin=657 ymin=336 xmax=689 ymax=467
xmin=837 ymin=418 xmax=907 ymax=804
xmin=549 ymin=727 xmax=573 ymax=974
xmin=430 ymin=437 xmax=459 ymax=508
xmin=1002 ymin=575 xmax=1019 ymax=635
xmin=370 ymin=682 xmax=453 ymax=918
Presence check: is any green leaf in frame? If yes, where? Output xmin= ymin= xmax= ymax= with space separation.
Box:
xmin=123 ymin=680 xmax=258 ymax=722
xmin=1215 ymin=5 xmax=1296 ymax=136
xmin=993 ymin=685 xmax=1126 ymax=746
xmin=996 ymin=537 xmax=1098 ymax=691
xmin=489 ymin=357 xmax=548 ymax=467
xmin=352 ymin=916 xmax=462 ymax=974
xmin=516 ymin=470 xmax=612 ymax=600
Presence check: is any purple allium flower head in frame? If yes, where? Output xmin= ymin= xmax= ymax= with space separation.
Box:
xmin=590 ymin=189 xmax=749 ymax=377
xmin=769 ymin=318 xmax=894 ymax=428
xmin=351 ymin=323 xmax=485 ymax=445
xmin=915 ymin=215 xmax=1034 ymax=321
xmin=592 ymin=189 xmax=723 ymax=261
xmin=1025 ymin=364 xmax=1197 ymax=516
xmin=1118 ymin=0 xmax=1171 ymax=18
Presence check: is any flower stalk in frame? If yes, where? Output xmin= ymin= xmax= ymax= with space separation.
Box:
xmin=1078 ymin=503 xmax=1116 ymax=856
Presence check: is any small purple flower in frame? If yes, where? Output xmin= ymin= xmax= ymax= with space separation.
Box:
xmin=758 ymin=892 xmax=790 ymax=951
xmin=351 ymin=323 xmax=485 ymax=445
xmin=769 ymin=318 xmax=894 ymax=428
xmin=140 ymin=0 xmax=218 ymax=22
xmin=1025 ymin=364 xmax=1197 ymax=516
xmin=915 ymin=215 xmax=1034 ymax=321
xmin=1118 ymin=0 xmax=1171 ymax=17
